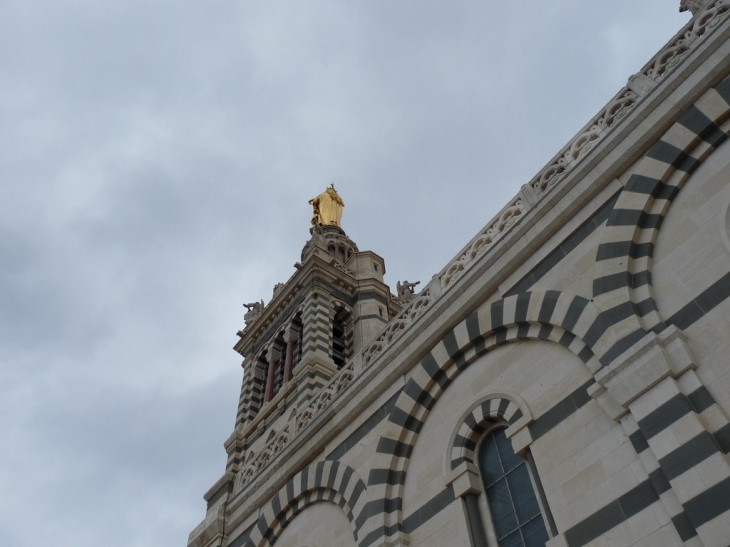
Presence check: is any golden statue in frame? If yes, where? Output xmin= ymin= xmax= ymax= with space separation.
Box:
xmin=309 ymin=184 xmax=345 ymax=227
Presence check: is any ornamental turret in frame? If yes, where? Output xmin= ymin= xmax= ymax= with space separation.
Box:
xmin=215 ymin=187 xmax=404 ymax=500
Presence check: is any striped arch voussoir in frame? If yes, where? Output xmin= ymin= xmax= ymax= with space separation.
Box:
xmin=593 ymin=75 xmax=730 ymax=359
xmin=450 ymin=396 xmax=528 ymax=470
xmin=245 ymin=460 xmax=367 ymax=547
xmin=358 ymin=291 xmax=600 ymax=546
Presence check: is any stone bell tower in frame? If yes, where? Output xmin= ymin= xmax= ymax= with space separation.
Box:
xmin=214 ymin=186 xmax=403 ymax=497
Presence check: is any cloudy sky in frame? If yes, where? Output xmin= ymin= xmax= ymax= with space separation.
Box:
xmin=0 ymin=2 xmax=691 ymax=546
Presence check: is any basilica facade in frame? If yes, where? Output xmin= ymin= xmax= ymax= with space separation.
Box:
xmin=189 ymin=2 xmax=730 ymax=545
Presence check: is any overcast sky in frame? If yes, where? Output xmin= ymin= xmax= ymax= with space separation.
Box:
xmin=0 ymin=2 xmax=691 ymax=547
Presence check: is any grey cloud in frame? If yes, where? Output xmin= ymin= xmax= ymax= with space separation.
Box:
xmin=0 ymin=2 xmax=690 ymax=546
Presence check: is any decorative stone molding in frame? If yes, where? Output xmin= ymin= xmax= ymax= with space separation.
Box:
xmin=234 ymin=424 xmax=290 ymax=492
xmin=626 ymin=73 xmax=656 ymax=97
xmin=244 ymin=460 xmax=368 ymax=547
xmin=588 ymin=326 xmax=696 ymax=420
xmin=332 ymin=260 xmax=355 ymax=277
xmin=647 ymin=0 xmax=730 ymax=80
xmin=438 ymin=0 xmax=730 ymax=293
xmin=294 ymin=363 xmax=354 ymax=431
xmin=449 ymin=395 xmax=530 ymax=471
xmin=442 ymin=197 xmax=525 ymax=289
xmin=389 ymin=293 xmax=407 ymax=308
xmin=445 ymin=462 xmax=482 ymax=498
xmin=361 ymin=285 xmax=433 ymax=367
xmin=233 ymin=360 xmax=356 ymax=492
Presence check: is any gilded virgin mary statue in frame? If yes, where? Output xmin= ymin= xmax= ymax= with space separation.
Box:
xmin=309 ymin=184 xmax=345 ymax=227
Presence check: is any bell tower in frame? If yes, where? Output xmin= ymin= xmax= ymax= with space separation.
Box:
xmin=218 ymin=186 xmax=403 ymax=492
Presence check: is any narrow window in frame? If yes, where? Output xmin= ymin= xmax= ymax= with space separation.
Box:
xmin=478 ymin=428 xmax=549 ymax=547
xmin=332 ymin=318 xmax=346 ymax=368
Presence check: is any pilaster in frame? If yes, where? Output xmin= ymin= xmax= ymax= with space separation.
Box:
xmin=589 ymin=326 xmax=730 ymax=544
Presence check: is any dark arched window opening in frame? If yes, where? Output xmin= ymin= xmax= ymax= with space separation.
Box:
xmin=332 ymin=309 xmax=350 ymax=369
xmin=478 ymin=428 xmax=549 ymax=547
xmin=291 ymin=315 xmax=303 ymax=377
xmin=273 ymin=349 xmax=285 ymax=396
xmin=333 ymin=320 xmax=346 ymax=368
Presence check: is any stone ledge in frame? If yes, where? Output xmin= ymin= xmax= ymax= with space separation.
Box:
xmin=445 ymin=462 xmax=482 ymax=498
xmin=187 ymin=505 xmax=225 ymax=547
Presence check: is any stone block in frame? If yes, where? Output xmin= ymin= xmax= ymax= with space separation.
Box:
xmin=445 ymin=462 xmax=482 ymax=498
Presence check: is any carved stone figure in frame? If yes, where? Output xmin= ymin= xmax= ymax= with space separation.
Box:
xmin=311 ymin=222 xmax=327 ymax=249
xmin=309 ymin=184 xmax=345 ymax=227
xmin=272 ymin=283 xmax=284 ymax=298
xmin=243 ymin=300 xmax=264 ymax=324
xmin=680 ymin=0 xmax=709 ymax=14
xmin=396 ymin=280 xmax=420 ymax=302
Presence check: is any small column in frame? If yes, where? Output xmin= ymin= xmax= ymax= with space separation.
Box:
xmin=283 ymin=336 xmax=297 ymax=383
xmin=264 ymin=346 xmax=282 ymax=403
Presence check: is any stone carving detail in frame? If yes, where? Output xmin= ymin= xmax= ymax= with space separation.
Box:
xmin=396 ymin=280 xmax=420 ymax=303
xmin=600 ymin=90 xmax=639 ymax=129
xmin=243 ymin=300 xmax=265 ymax=324
xmin=439 ymin=1 xmax=730 ymax=293
xmin=647 ymin=0 xmax=729 ymax=81
xmin=272 ymin=283 xmax=284 ymax=298
xmin=333 ymin=261 xmax=355 ymax=277
xmin=680 ymin=0 xmax=711 ymax=14
xmin=234 ymin=425 xmax=290 ymax=491
xmin=528 ymin=90 xmax=638 ymax=197
xmin=234 ymin=364 xmax=358 ymax=492
xmin=296 ymin=365 xmax=355 ymax=430
xmin=442 ymin=198 xmax=525 ymax=289
xmin=362 ymin=287 xmax=433 ymax=367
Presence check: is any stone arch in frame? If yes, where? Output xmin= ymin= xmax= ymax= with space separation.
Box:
xmin=593 ymin=75 xmax=730 ymax=366
xmin=449 ymin=394 xmax=530 ymax=471
xmin=244 ymin=460 xmax=367 ymax=547
xmin=359 ymin=290 xmax=602 ymax=546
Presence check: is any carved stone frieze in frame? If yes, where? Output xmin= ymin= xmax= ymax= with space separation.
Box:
xmin=233 ymin=424 xmax=290 ymax=492
xmin=647 ymin=0 xmax=729 ymax=80
xmin=362 ymin=287 xmax=433 ymax=367
xmin=442 ymin=198 xmax=525 ymax=289
xmin=437 ymin=0 xmax=730 ymax=294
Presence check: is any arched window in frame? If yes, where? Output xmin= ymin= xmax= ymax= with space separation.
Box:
xmin=291 ymin=315 xmax=303 ymax=376
xmin=332 ymin=308 xmax=350 ymax=369
xmin=273 ymin=348 xmax=285 ymax=397
xmin=477 ymin=428 xmax=549 ymax=547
